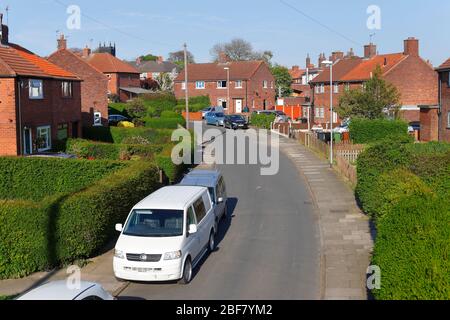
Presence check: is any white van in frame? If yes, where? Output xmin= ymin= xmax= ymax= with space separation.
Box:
xmin=113 ymin=186 xmax=216 ymax=284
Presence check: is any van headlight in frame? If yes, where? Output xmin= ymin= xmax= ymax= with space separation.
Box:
xmin=164 ymin=251 xmax=182 ymax=260
xmin=115 ymin=249 xmax=125 ymax=259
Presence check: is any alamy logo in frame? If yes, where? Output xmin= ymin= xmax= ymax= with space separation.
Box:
xmin=66 ymin=265 xmax=81 ymax=290
xmin=367 ymin=5 xmax=381 ymax=30
xmin=66 ymin=5 xmax=81 ymax=30
xmin=367 ymin=265 xmax=381 ymax=290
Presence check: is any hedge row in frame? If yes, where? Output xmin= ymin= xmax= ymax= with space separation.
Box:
xmin=66 ymin=139 xmax=164 ymax=161
xmin=143 ymin=117 xmax=186 ymax=129
xmin=0 ymin=161 xmax=162 ymax=279
xmin=82 ymin=126 xmax=173 ymax=145
xmin=0 ymin=157 xmax=124 ymax=201
xmin=349 ymin=118 xmax=410 ymax=144
xmin=251 ymin=114 xmax=276 ymax=129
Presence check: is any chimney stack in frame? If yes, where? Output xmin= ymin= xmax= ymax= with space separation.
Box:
xmin=330 ymin=51 xmax=344 ymax=62
xmin=346 ymin=48 xmax=355 ymax=58
xmin=57 ymin=34 xmax=67 ymax=50
xmin=0 ymin=14 xmax=9 ymax=45
xmin=404 ymin=37 xmax=419 ymax=57
xmin=364 ymin=43 xmax=377 ymax=59
xmin=82 ymin=45 xmax=91 ymax=58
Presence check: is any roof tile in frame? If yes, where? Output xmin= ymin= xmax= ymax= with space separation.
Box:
xmin=84 ymin=53 xmax=140 ymax=74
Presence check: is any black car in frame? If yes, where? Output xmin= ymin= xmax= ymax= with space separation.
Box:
xmin=108 ymin=115 xmax=129 ymax=126
xmin=224 ymin=115 xmax=248 ymax=130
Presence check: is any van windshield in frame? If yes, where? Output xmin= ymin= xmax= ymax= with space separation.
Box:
xmin=123 ymin=210 xmax=184 ymax=237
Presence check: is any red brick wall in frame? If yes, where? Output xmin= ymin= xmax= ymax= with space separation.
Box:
xmin=0 ymin=78 xmax=18 ymax=156
xmin=420 ymin=108 xmax=439 ymax=141
xmin=48 ymin=50 xmax=109 ymax=127
xmin=117 ymin=73 xmax=141 ymax=102
xmin=174 ymin=63 xmax=276 ymax=113
xmin=439 ymin=70 xmax=450 ymax=142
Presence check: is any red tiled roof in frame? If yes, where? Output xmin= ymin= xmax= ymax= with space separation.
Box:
xmin=341 ymin=53 xmax=406 ymax=81
xmin=436 ymin=58 xmax=450 ymax=71
xmin=175 ymin=61 xmax=266 ymax=82
xmin=289 ymin=67 xmax=305 ymax=79
xmin=311 ymin=57 xmax=363 ymax=83
xmin=84 ymin=53 xmax=140 ymax=74
xmin=0 ymin=43 xmax=78 ymax=80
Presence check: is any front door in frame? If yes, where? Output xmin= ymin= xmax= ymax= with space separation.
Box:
xmin=23 ymin=128 xmax=32 ymax=155
xmin=235 ymin=99 xmax=243 ymax=114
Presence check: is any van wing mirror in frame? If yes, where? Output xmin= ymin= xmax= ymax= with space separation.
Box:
xmin=217 ymin=197 xmax=224 ymax=204
xmin=115 ymin=224 xmax=123 ymax=232
xmin=188 ymin=224 xmax=198 ymax=235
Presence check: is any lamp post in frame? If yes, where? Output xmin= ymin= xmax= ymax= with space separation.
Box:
xmin=184 ymin=43 xmax=189 ymax=130
xmin=322 ymin=60 xmax=334 ymax=167
xmin=224 ymin=67 xmax=230 ymax=115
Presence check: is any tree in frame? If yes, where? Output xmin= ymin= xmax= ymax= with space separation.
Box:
xmin=271 ymin=64 xmax=293 ymax=98
xmin=155 ymin=69 xmax=177 ymax=92
xmin=126 ymin=98 xmax=147 ymax=120
xmin=210 ymin=38 xmax=273 ymax=65
xmin=168 ymin=50 xmax=195 ymax=68
xmin=338 ymin=66 xmax=400 ymax=120
xmin=140 ymin=54 xmax=159 ymax=62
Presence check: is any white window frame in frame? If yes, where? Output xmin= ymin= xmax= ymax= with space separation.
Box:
xmin=195 ymin=81 xmax=205 ymax=89
xmin=217 ymin=80 xmax=227 ymax=89
xmin=37 ymin=125 xmax=52 ymax=152
xmin=235 ymin=80 xmax=243 ymax=89
xmin=320 ymin=84 xmax=325 ymax=94
xmin=263 ymin=80 xmax=268 ymax=89
xmin=333 ymin=83 xmax=339 ymax=93
xmin=447 ymin=111 xmax=450 ymax=129
xmin=315 ymin=86 xmax=319 ymax=94
xmin=181 ymin=82 xmax=186 ymax=90
xmin=61 ymin=81 xmax=73 ymax=98
xmin=345 ymin=83 xmax=350 ymax=91
xmin=29 ymin=79 xmax=43 ymax=99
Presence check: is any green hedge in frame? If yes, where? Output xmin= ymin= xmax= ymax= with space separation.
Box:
xmin=66 ymin=139 xmax=164 ymax=161
xmin=0 ymin=157 xmax=124 ymax=201
xmin=109 ymin=103 xmax=129 ymax=117
xmin=161 ymin=111 xmax=182 ymax=118
xmin=143 ymin=117 xmax=186 ymax=129
xmin=83 ymin=127 xmax=173 ymax=145
xmin=372 ymin=195 xmax=450 ymax=300
xmin=0 ymin=162 xmax=161 ymax=279
xmin=174 ymin=103 xmax=207 ymax=113
xmin=251 ymin=114 xmax=276 ymax=129
xmin=349 ymin=118 xmax=410 ymax=144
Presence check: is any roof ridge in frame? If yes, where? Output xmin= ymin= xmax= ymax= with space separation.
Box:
xmin=49 ymin=49 xmax=108 ymax=78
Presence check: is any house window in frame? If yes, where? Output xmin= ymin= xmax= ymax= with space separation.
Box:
xmin=235 ymin=80 xmax=243 ymax=88
xmin=61 ymin=81 xmax=73 ymax=98
xmin=36 ymin=126 xmax=51 ymax=151
xmin=270 ymin=81 xmax=274 ymax=89
xmin=315 ymin=107 xmax=325 ymax=118
xmin=181 ymin=82 xmax=186 ymax=90
xmin=263 ymin=80 xmax=268 ymax=88
xmin=447 ymin=72 xmax=450 ymax=87
xmin=57 ymin=123 xmax=68 ymax=140
xmin=345 ymin=83 xmax=350 ymax=91
xmin=333 ymin=84 xmax=339 ymax=93
xmin=315 ymin=86 xmax=319 ymax=94
xmin=196 ymin=81 xmax=205 ymax=89
xmin=29 ymin=79 xmax=43 ymax=99
xmin=217 ymin=80 xmax=227 ymax=89
xmin=447 ymin=112 xmax=450 ymax=128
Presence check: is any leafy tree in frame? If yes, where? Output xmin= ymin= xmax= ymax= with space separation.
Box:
xmin=126 ymin=98 xmax=147 ymax=120
xmin=168 ymin=50 xmax=195 ymax=68
xmin=338 ymin=66 xmax=400 ymax=119
xmin=271 ymin=64 xmax=293 ymax=97
xmin=140 ymin=54 xmax=159 ymax=62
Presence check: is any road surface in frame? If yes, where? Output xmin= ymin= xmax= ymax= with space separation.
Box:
xmin=119 ymin=124 xmax=321 ymax=300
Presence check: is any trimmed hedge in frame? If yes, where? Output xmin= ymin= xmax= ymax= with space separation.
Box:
xmin=349 ymin=118 xmax=410 ymax=144
xmin=82 ymin=126 xmax=173 ymax=145
xmin=66 ymin=139 xmax=164 ymax=161
xmin=0 ymin=161 xmax=162 ymax=279
xmin=161 ymin=111 xmax=182 ymax=118
xmin=0 ymin=158 xmax=124 ymax=201
xmin=251 ymin=114 xmax=276 ymax=129
xmin=143 ymin=117 xmax=186 ymax=129
xmin=372 ymin=195 xmax=450 ymax=300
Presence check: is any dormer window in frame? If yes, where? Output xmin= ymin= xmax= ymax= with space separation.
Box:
xmin=29 ymin=79 xmax=43 ymax=99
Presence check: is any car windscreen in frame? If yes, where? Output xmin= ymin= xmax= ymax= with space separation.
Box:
xmin=123 ymin=209 xmax=184 ymax=237
xmin=215 ymin=113 xmax=224 ymax=117
xmin=230 ymin=116 xmax=244 ymax=121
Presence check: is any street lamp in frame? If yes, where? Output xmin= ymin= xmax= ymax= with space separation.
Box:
xmin=322 ymin=60 xmax=334 ymax=167
xmin=224 ymin=67 xmax=230 ymax=115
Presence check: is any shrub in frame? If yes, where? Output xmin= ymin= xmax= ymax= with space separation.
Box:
xmin=251 ymin=114 xmax=276 ymax=129
xmin=117 ymin=121 xmax=135 ymax=128
xmin=349 ymin=118 xmax=410 ymax=144
xmin=0 ymin=157 xmax=124 ymax=201
xmin=125 ymin=98 xmax=146 ymax=120
xmin=121 ymin=136 xmax=150 ymax=145
xmin=82 ymin=127 xmax=172 ymax=145
xmin=371 ymin=195 xmax=450 ymax=300
xmin=143 ymin=117 xmax=186 ymax=129
xmin=109 ymin=103 xmax=128 ymax=117
xmin=0 ymin=162 xmax=162 ymax=279
xmin=161 ymin=111 xmax=182 ymax=118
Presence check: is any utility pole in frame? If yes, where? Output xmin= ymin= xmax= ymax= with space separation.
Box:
xmin=184 ymin=43 xmax=189 ymax=130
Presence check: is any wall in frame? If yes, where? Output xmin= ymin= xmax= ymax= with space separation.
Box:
xmin=419 ymin=108 xmax=439 ymax=141
xmin=0 ymin=78 xmax=18 ymax=156
xmin=439 ymin=70 xmax=450 ymax=142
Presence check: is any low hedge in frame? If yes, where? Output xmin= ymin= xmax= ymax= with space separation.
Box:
xmin=66 ymin=139 xmax=164 ymax=161
xmin=0 ymin=161 xmax=162 ymax=279
xmin=372 ymin=195 xmax=450 ymax=300
xmin=143 ymin=117 xmax=186 ymax=129
xmin=160 ymin=111 xmax=182 ymax=118
xmin=251 ymin=114 xmax=276 ymax=129
xmin=0 ymin=157 xmax=124 ymax=201
xmin=82 ymin=126 xmax=173 ymax=145
xmin=349 ymin=118 xmax=409 ymax=144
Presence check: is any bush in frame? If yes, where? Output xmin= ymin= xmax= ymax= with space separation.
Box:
xmin=143 ymin=117 xmax=186 ymax=129
xmin=109 ymin=103 xmax=128 ymax=117
xmin=161 ymin=111 xmax=182 ymax=118
xmin=349 ymin=118 xmax=410 ymax=144
xmin=0 ymin=157 xmax=124 ymax=201
xmin=117 ymin=121 xmax=135 ymax=128
xmin=251 ymin=114 xmax=276 ymax=129
xmin=0 ymin=162 xmax=162 ymax=279
xmin=82 ymin=127 xmax=172 ymax=145
xmin=125 ymin=98 xmax=146 ymax=120
xmin=371 ymin=195 xmax=450 ymax=300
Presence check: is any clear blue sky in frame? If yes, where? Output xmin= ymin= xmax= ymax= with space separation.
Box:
xmin=4 ymin=0 xmax=450 ymax=67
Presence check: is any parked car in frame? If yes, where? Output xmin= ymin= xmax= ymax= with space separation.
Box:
xmin=202 ymin=107 xmax=216 ymax=119
xmin=333 ymin=125 xmax=349 ymax=134
xmin=224 ymin=115 xmax=249 ymax=130
xmin=179 ymin=170 xmax=228 ymax=232
xmin=205 ymin=112 xmax=225 ymax=126
xmin=17 ymin=281 xmax=114 ymax=300
xmin=113 ymin=186 xmax=216 ymax=284
xmin=109 ymin=115 xmax=130 ymax=126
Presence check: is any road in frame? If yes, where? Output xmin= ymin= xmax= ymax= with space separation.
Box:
xmin=119 ymin=124 xmax=321 ymax=300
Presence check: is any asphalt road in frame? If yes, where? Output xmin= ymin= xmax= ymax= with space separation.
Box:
xmin=119 ymin=124 xmax=321 ymax=300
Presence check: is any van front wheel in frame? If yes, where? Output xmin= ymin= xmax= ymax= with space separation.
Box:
xmin=179 ymin=258 xmax=192 ymax=285
xmin=208 ymin=231 xmax=216 ymax=253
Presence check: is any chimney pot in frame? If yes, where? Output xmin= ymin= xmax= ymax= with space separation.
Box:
xmin=82 ymin=46 xmax=91 ymax=58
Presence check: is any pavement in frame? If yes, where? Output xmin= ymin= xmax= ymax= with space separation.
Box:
xmin=277 ymin=135 xmax=374 ymax=300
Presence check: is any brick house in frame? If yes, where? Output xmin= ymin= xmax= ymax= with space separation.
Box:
xmin=0 ymin=17 xmax=82 ymax=156
xmin=48 ymin=35 xmax=109 ymax=127
xmin=174 ymin=60 xmax=276 ymax=113
xmin=435 ymin=58 xmax=450 ymax=142
xmin=82 ymin=49 xmax=143 ymax=102
xmin=310 ymin=38 xmax=438 ymax=127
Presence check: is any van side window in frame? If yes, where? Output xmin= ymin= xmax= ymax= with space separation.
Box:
xmin=217 ymin=177 xmax=226 ymax=199
xmin=187 ymin=206 xmax=197 ymax=227
xmin=193 ymin=198 xmax=207 ymax=223
xmin=203 ymin=193 xmax=212 ymax=213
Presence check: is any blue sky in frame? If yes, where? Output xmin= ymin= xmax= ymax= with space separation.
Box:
xmin=4 ymin=0 xmax=450 ymax=67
